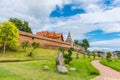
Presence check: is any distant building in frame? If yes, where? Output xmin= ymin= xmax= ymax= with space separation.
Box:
xmin=36 ymin=31 xmax=64 ymax=42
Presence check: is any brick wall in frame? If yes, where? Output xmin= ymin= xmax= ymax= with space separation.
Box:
xmin=19 ymin=31 xmax=83 ymax=51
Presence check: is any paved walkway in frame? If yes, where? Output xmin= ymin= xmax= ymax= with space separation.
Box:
xmin=91 ymin=60 xmax=120 ymax=80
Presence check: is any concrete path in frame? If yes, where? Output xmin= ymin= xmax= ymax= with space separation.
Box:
xmin=91 ymin=60 xmax=120 ymax=80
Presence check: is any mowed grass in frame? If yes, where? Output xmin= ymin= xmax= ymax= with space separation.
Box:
xmin=0 ymin=48 xmax=99 ymax=80
xmin=100 ymin=58 xmax=120 ymax=71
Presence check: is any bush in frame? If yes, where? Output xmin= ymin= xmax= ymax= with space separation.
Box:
xmin=32 ymin=42 xmax=40 ymax=49
xmin=28 ymin=52 xmax=34 ymax=57
xmin=63 ymin=47 xmax=74 ymax=64
xmin=21 ymin=41 xmax=29 ymax=51
xmin=58 ymin=47 xmax=65 ymax=54
xmin=106 ymin=52 xmax=112 ymax=61
xmin=117 ymin=51 xmax=120 ymax=59
xmin=92 ymin=52 xmax=96 ymax=59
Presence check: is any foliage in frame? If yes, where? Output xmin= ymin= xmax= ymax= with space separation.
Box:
xmin=97 ymin=52 xmax=101 ymax=57
xmin=21 ymin=41 xmax=29 ymax=51
xmin=76 ymin=53 xmax=79 ymax=59
xmin=74 ymin=40 xmax=79 ymax=45
xmin=9 ymin=18 xmax=32 ymax=33
xmin=82 ymin=39 xmax=90 ymax=50
xmin=106 ymin=52 xmax=112 ymax=61
xmin=58 ymin=47 xmax=65 ymax=54
xmin=86 ymin=50 xmax=91 ymax=58
xmin=63 ymin=47 xmax=74 ymax=64
xmin=117 ymin=51 xmax=120 ymax=59
xmin=92 ymin=52 xmax=96 ymax=59
xmin=31 ymin=42 xmax=40 ymax=49
xmin=28 ymin=51 xmax=34 ymax=57
xmin=74 ymin=39 xmax=83 ymax=46
xmin=83 ymin=53 xmax=86 ymax=58
xmin=0 ymin=21 xmax=19 ymax=53
xmin=29 ymin=42 xmax=40 ymax=57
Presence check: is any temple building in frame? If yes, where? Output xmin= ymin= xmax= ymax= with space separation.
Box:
xmin=36 ymin=31 xmax=64 ymax=41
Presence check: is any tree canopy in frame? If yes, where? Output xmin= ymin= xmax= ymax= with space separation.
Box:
xmin=82 ymin=39 xmax=90 ymax=51
xmin=9 ymin=18 xmax=32 ymax=33
xmin=0 ymin=21 xmax=19 ymax=53
xmin=32 ymin=42 xmax=40 ymax=49
xmin=74 ymin=39 xmax=90 ymax=51
xmin=74 ymin=40 xmax=79 ymax=45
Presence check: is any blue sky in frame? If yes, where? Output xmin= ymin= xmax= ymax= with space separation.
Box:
xmin=0 ymin=0 xmax=120 ymax=51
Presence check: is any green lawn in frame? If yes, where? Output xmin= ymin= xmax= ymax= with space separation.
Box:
xmin=100 ymin=58 xmax=120 ymax=71
xmin=0 ymin=48 xmax=99 ymax=80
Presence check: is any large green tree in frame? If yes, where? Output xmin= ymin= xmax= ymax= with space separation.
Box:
xmin=9 ymin=18 xmax=32 ymax=33
xmin=82 ymin=39 xmax=90 ymax=51
xmin=0 ymin=21 xmax=19 ymax=54
xmin=74 ymin=40 xmax=79 ymax=45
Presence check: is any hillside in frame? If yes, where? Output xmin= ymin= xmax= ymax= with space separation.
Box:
xmin=0 ymin=48 xmax=99 ymax=80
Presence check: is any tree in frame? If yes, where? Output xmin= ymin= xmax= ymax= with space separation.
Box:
xmin=32 ymin=42 xmax=40 ymax=50
xmin=106 ymin=52 xmax=112 ymax=61
xmin=74 ymin=39 xmax=83 ymax=46
xmin=86 ymin=50 xmax=91 ymax=58
xmin=0 ymin=21 xmax=19 ymax=54
xmin=92 ymin=52 xmax=96 ymax=59
xmin=117 ymin=51 xmax=120 ymax=59
xmin=27 ymin=42 xmax=40 ymax=57
xmin=9 ymin=18 xmax=32 ymax=33
xmin=74 ymin=40 xmax=79 ymax=45
xmin=82 ymin=39 xmax=90 ymax=51
xmin=63 ymin=47 xmax=74 ymax=64
xmin=58 ymin=47 xmax=65 ymax=54
xmin=21 ymin=41 xmax=29 ymax=51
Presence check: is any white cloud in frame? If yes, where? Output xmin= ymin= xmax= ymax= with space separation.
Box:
xmin=80 ymin=7 xmax=120 ymax=24
xmin=90 ymin=39 xmax=120 ymax=47
xmin=90 ymin=39 xmax=120 ymax=51
xmin=0 ymin=0 xmax=120 ymax=50
xmin=45 ymin=6 xmax=120 ymax=39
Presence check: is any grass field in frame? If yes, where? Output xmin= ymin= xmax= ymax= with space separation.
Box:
xmin=0 ymin=48 xmax=99 ymax=80
xmin=100 ymin=58 xmax=120 ymax=72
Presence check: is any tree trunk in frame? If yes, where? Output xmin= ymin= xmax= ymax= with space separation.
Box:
xmin=3 ymin=41 xmax=6 ymax=54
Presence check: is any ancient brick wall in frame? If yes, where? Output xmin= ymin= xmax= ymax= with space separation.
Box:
xmin=19 ymin=31 xmax=83 ymax=51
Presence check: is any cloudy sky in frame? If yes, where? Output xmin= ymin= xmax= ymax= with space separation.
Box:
xmin=0 ymin=0 xmax=120 ymax=51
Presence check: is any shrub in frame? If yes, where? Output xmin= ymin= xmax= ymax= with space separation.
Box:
xmin=32 ymin=42 xmax=40 ymax=49
xmin=106 ymin=52 xmax=112 ymax=61
xmin=21 ymin=41 xmax=29 ymax=51
xmin=117 ymin=51 xmax=120 ymax=59
xmin=28 ymin=51 xmax=34 ymax=57
xmin=63 ymin=47 xmax=74 ymax=64
xmin=92 ymin=52 xmax=96 ymax=59
xmin=58 ymin=47 xmax=65 ymax=54
xmin=86 ymin=50 xmax=91 ymax=58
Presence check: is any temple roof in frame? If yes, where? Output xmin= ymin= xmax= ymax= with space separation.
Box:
xmin=36 ymin=31 xmax=64 ymax=41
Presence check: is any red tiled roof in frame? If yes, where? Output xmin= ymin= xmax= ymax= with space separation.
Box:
xmin=36 ymin=31 xmax=64 ymax=41
xmin=36 ymin=31 xmax=48 ymax=37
